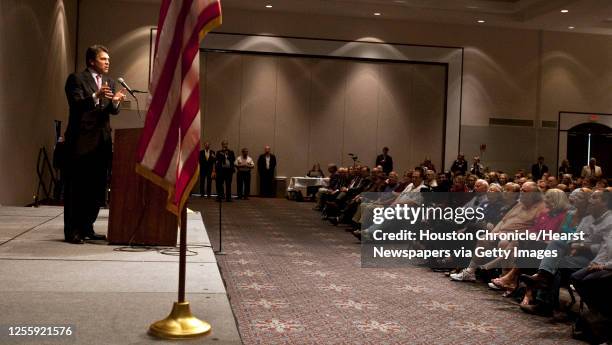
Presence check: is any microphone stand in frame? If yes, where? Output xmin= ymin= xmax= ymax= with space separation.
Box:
xmin=215 ymin=196 xmax=226 ymax=255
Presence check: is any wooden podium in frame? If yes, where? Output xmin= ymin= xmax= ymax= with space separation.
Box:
xmin=108 ymin=128 xmax=177 ymax=246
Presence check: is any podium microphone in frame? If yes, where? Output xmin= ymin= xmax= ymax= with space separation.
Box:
xmin=117 ymin=77 xmax=146 ymax=97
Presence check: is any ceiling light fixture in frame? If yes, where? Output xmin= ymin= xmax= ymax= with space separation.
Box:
xmin=477 ymin=19 xmax=485 ymax=23
xmin=560 ymin=9 xmax=569 ymax=13
xmin=374 ymin=12 xmax=381 ymax=16
xmin=265 ymin=4 xmax=272 ymax=8
xmin=568 ymin=26 xmax=575 ymax=29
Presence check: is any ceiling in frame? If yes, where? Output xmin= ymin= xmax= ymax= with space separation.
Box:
xmin=218 ymin=0 xmax=612 ymax=35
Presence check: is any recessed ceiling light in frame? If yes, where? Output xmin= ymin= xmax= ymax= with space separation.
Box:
xmin=568 ymin=26 xmax=575 ymax=29
xmin=477 ymin=19 xmax=485 ymax=23
xmin=265 ymin=4 xmax=272 ymax=8
xmin=374 ymin=12 xmax=381 ymax=16
xmin=560 ymin=9 xmax=569 ymax=13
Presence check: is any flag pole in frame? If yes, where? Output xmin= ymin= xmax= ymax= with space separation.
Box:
xmin=148 ymin=205 xmax=212 ymax=339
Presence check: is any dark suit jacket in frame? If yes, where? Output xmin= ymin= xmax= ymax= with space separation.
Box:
xmin=257 ymin=154 xmax=277 ymax=176
xmin=64 ymin=69 xmax=120 ymax=160
xmin=199 ymin=149 xmax=215 ymax=173
xmin=531 ymin=163 xmax=549 ymax=180
xmin=375 ymin=154 xmax=393 ymax=174
xmin=215 ymin=149 xmax=235 ymax=175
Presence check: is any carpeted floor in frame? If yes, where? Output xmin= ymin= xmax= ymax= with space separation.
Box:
xmin=190 ymin=197 xmax=582 ymax=345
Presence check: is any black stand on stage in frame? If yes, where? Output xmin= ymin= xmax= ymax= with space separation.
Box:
xmin=214 ymin=197 xmax=226 ymax=255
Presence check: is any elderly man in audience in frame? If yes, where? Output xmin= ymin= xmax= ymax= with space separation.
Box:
xmin=470 ymin=156 xmax=484 ymax=177
xmin=350 ymin=171 xmax=395 ymax=235
xmin=581 ymin=157 xmax=603 ymax=179
xmin=465 ymin=174 xmax=477 ymax=192
xmin=560 ymin=173 xmax=573 ymax=186
xmin=450 ymin=181 xmax=546 ymax=282
xmin=327 ymin=166 xmax=374 ymax=224
xmin=443 ymin=183 xmax=507 ymax=271
xmin=485 ymin=171 xmax=499 ymax=185
xmin=498 ymin=173 xmax=509 ymax=186
xmin=314 ymin=164 xmax=339 ymax=210
xmin=537 ymin=179 xmax=549 ymax=192
xmin=424 ymin=170 xmax=438 ymax=190
xmin=318 ymin=167 xmax=350 ymax=217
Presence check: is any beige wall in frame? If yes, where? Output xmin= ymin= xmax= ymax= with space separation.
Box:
xmin=0 ymin=0 xmax=77 ymax=206
xmin=75 ymin=3 xmax=610 ymax=173
xmin=3 ymin=0 xmax=611 ymax=203
xmin=202 ymin=53 xmax=446 ymax=189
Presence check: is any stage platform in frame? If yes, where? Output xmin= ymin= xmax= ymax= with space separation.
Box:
xmin=0 ymin=206 xmax=241 ymax=345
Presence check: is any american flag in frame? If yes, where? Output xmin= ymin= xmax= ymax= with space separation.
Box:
xmin=136 ymin=0 xmax=221 ymax=215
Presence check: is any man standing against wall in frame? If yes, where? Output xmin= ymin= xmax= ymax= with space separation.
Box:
xmin=63 ymin=45 xmax=126 ymax=244
xmin=531 ymin=156 xmax=549 ymax=180
xmin=199 ymin=142 xmax=215 ymax=197
xmin=257 ymin=145 xmax=277 ymax=197
xmin=214 ymin=140 xmax=236 ymax=202
xmin=235 ymin=148 xmax=255 ymax=200
xmin=375 ymin=147 xmax=393 ymax=175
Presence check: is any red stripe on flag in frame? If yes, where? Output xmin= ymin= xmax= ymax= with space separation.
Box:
xmin=174 ymin=145 xmax=200 ymax=205
xmin=152 ymin=104 xmax=181 ymax=176
xmin=181 ymin=3 xmax=221 ymax=79
xmin=180 ymin=85 xmax=200 ymax=135
xmin=136 ymin=0 xmax=194 ymax=161
xmin=154 ymin=0 xmax=172 ymax=58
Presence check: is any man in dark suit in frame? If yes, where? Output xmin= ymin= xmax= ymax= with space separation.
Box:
xmin=375 ymin=147 xmax=393 ymax=175
xmin=63 ymin=44 xmax=126 ymax=244
xmin=531 ymin=156 xmax=549 ymax=180
xmin=199 ymin=142 xmax=215 ymax=197
xmin=213 ymin=140 xmax=235 ymax=202
xmin=451 ymin=153 xmax=468 ymax=176
xmin=257 ymin=145 xmax=277 ymax=197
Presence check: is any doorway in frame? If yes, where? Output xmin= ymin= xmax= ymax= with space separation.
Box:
xmin=566 ymin=123 xmax=611 ymax=177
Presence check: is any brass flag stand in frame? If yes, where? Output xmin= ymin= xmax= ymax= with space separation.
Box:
xmin=149 ymin=207 xmax=212 ymax=339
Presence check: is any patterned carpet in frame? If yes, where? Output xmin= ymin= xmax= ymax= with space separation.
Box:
xmin=190 ymin=197 xmax=582 ymax=345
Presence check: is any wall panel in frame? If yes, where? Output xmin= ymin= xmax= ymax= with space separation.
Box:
xmin=201 ymin=52 xmax=446 ymax=194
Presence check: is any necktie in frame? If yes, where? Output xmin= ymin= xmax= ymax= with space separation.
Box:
xmin=96 ymin=75 xmax=102 ymax=89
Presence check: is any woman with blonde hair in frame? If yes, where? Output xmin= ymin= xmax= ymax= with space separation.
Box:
xmin=489 ymin=189 xmax=570 ymax=293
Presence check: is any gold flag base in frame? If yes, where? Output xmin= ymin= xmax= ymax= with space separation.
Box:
xmin=149 ymin=302 xmax=211 ymax=339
